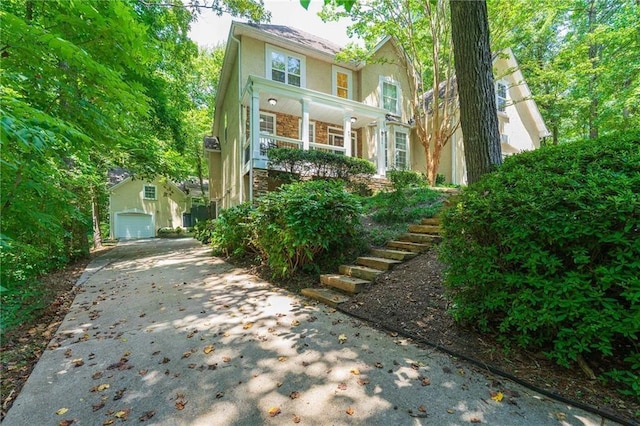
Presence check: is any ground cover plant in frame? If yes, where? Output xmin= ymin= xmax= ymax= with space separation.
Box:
xmin=439 ymin=131 xmax=640 ymax=398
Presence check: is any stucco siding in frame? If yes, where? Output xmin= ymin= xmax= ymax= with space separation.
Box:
xmin=110 ymin=177 xmax=187 ymax=238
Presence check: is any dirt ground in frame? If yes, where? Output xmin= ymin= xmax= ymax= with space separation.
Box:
xmin=343 ymin=250 xmax=639 ymax=425
xmin=1 ymin=245 xmax=638 ymax=424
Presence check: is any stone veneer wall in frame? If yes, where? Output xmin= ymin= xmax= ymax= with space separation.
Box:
xmin=252 ymin=169 xmax=269 ymax=202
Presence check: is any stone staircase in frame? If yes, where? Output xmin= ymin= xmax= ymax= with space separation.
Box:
xmin=301 ymin=216 xmax=443 ymax=307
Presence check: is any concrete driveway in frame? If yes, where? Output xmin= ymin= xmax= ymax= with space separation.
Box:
xmin=3 ymin=239 xmax=617 ymax=425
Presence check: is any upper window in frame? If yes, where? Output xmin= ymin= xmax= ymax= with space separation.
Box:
xmin=143 ymin=185 xmax=157 ymax=200
xmin=380 ymin=77 xmax=401 ymax=115
xmin=266 ymin=45 xmax=305 ymax=87
xmin=496 ymin=81 xmax=508 ymax=113
xmin=332 ymin=66 xmax=353 ymax=99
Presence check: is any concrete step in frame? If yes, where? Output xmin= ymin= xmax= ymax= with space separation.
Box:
xmin=386 ymin=240 xmax=432 ymax=253
xmin=408 ymin=224 xmax=442 ymax=234
xmin=301 ymin=287 xmax=350 ymax=307
xmin=370 ymin=248 xmax=417 ymax=261
xmin=339 ymin=265 xmax=383 ymax=281
xmin=421 ymin=217 xmax=441 ymax=226
xmin=399 ymin=233 xmax=442 ymax=244
xmin=320 ymin=274 xmax=369 ymax=294
xmin=356 ymin=256 xmax=402 ymax=271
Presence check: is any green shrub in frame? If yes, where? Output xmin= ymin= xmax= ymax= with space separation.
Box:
xmin=210 ymin=203 xmax=257 ymax=257
xmin=267 ymin=147 xmax=376 ymax=180
xmin=254 ymin=180 xmax=363 ymax=277
xmin=193 ymin=220 xmax=216 ymax=244
xmin=387 ymin=169 xmax=427 ymax=190
xmin=439 ymin=131 xmax=640 ymax=396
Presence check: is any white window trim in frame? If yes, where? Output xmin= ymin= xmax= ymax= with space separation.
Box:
xmin=379 ymin=76 xmax=401 ymax=116
xmin=393 ymin=128 xmax=409 ymax=170
xmin=143 ymin=184 xmax=157 ymax=200
xmin=332 ymin=65 xmax=353 ymax=100
xmin=265 ymin=44 xmax=306 ymax=88
xmin=259 ymin=111 xmax=277 ymax=135
xmin=327 ymin=126 xmax=357 ymax=153
xmin=298 ymin=119 xmax=316 ymax=142
xmin=496 ymin=80 xmax=508 ymax=114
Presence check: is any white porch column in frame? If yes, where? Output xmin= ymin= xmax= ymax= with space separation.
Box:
xmin=343 ymin=113 xmax=352 ymax=157
xmin=251 ymin=90 xmax=261 ymax=158
xmin=377 ymin=117 xmax=387 ymax=176
xmin=301 ymin=98 xmax=310 ymax=151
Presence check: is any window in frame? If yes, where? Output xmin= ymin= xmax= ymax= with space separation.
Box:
xmin=143 ymin=185 xmax=157 ymax=200
xmin=381 ymin=130 xmax=388 ymax=169
xmin=259 ymin=112 xmax=276 ymax=155
xmin=266 ymin=45 xmax=305 ymax=87
xmin=298 ymin=120 xmax=316 ymax=143
xmin=328 ymin=127 xmax=357 ymax=155
xmin=380 ymin=77 xmax=401 ymax=115
xmin=332 ymin=66 xmax=352 ymax=99
xmin=496 ymin=81 xmax=507 ymax=113
xmin=394 ymin=131 xmax=408 ymax=169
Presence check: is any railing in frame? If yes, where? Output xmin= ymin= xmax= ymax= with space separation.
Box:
xmin=310 ymin=142 xmax=346 ymax=155
xmin=259 ymin=134 xmax=302 ymax=156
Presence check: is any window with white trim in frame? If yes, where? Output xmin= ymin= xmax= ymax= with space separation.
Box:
xmin=297 ymin=120 xmax=316 ymax=143
xmin=496 ymin=81 xmax=508 ymax=113
xmin=327 ymin=127 xmax=356 ymax=155
xmin=266 ymin=45 xmax=305 ymax=87
xmin=380 ymin=77 xmax=401 ymax=115
xmin=259 ymin=112 xmax=276 ymax=155
xmin=332 ymin=66 xmax=352 ymax=99
xmin=143 ymin=185 xmax=157 ymax=200
xmin=394 ymin=130 xmax=408 ymax=169
xmin=381 ymin=130 xmax=388 ymax=170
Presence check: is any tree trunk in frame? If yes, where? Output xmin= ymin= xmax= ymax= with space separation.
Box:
xmin=91 ymin=190 xmax=103 ymax=249
xmin=450 ymin=0 xmax=501 ymax=185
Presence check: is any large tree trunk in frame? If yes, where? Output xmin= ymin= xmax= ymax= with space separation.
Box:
xmin=450 ymin=0 xmax=502 ymax=185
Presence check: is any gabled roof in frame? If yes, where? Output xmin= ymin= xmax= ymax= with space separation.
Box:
xmin=245 ymin=23 xmax=342 ymax=57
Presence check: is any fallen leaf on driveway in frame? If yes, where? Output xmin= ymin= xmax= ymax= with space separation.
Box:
xmin=114 ymin=408 xmax=130 ymax=420
xmin=56 ymin=408 xmax=69 ymax=415
xmin=470 ymin=417 xmax=481 ymax=423
xmin=268 ymin=407 xmax=281 ymax=417
xmin=243 ymin=323 xmax=253 ymax=329
xmin=418 ymin=405 xmax=427 ymax=413
xmin=278 ymin=356 xmax=288 ymax=362
xmin=92 ymin=371 xmax=103 ymax=380
xmin=102 ymin=419 xmax=114 ymax=426
xmin=337 ymin=383 xmax=347 ymax=390
xmin=490 ymin=391 xmax=504 ymax=402
xmin=59 ymin=420 xmax=74 ymax=426
xmin=71 ymin=358 xmax=84 ymax=367
xmin=421 ymin=377 xmax=431 ymax=386
xmin=289 ymin=391 xmax=300 ymax=399
xmin=91 ymin=384 xmax=110 ymax=392
xmin=350 ymin=368 xmax=360 ymax=375
xmin=293 ymin=414 xmax=301 ymax=423
xmin=357 ymin=378 xmax=370 ymax=386
xmin=338 ymin=334 xmax=347 ymax=344
xmin=92 ymin=401 xmax=105 ymax=411
xmin=291 ymin=320 xmax=300 ymax=326
xmin=139 ymin=410 xmax=155 ymax=422
xmin=346 ymin=407 xmax=354 ymax=416
xmin=203 ymin=344 xmax=214 ymax=354
xmin=222 ymin=356 xmax=231 ymax=363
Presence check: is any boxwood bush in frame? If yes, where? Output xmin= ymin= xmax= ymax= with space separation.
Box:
xmin=439 ymin=131 xmax=639 ymax=396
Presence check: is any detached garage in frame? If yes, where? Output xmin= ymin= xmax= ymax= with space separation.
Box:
xmin=115 ymin=212 xmax=154 ymax=239
xmin=108 ymin=174 xmax=188 ymax=240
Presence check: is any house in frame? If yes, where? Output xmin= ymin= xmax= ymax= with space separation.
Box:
xmin=207 ymin=23 xmax=548 ymax=208
xmin=430 ymin=48 xmax=550 ymax=185
xmin=108 ymin=171 xmax=189 ymax=239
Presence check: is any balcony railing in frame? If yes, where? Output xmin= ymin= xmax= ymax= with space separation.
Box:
xmin=310 ymin=142 xmax=345 ymax=155
xmin=259 ymin=134 xmax=302 ymax=156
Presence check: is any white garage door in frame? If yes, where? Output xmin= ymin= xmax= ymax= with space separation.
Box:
xmin=116 ymin=213 xmax=154 ymax=239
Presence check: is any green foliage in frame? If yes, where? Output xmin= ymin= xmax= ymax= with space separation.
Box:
xmin=210 ymin=203 xmax=257 ymax=257
xmin=267 ymin=148 xmax=376 ymax=180
xmin=439 ymin=131 xmax=640 ymax=396
xmin=253 ymin=180 xmax=363 ymax=277
xmin=387 ymin=169 xmax=428 ymax=190
xmin=364 ymin=182 xmax=442 ymax=224
xmin=192 ymin=220 xmax=216 ymax=244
